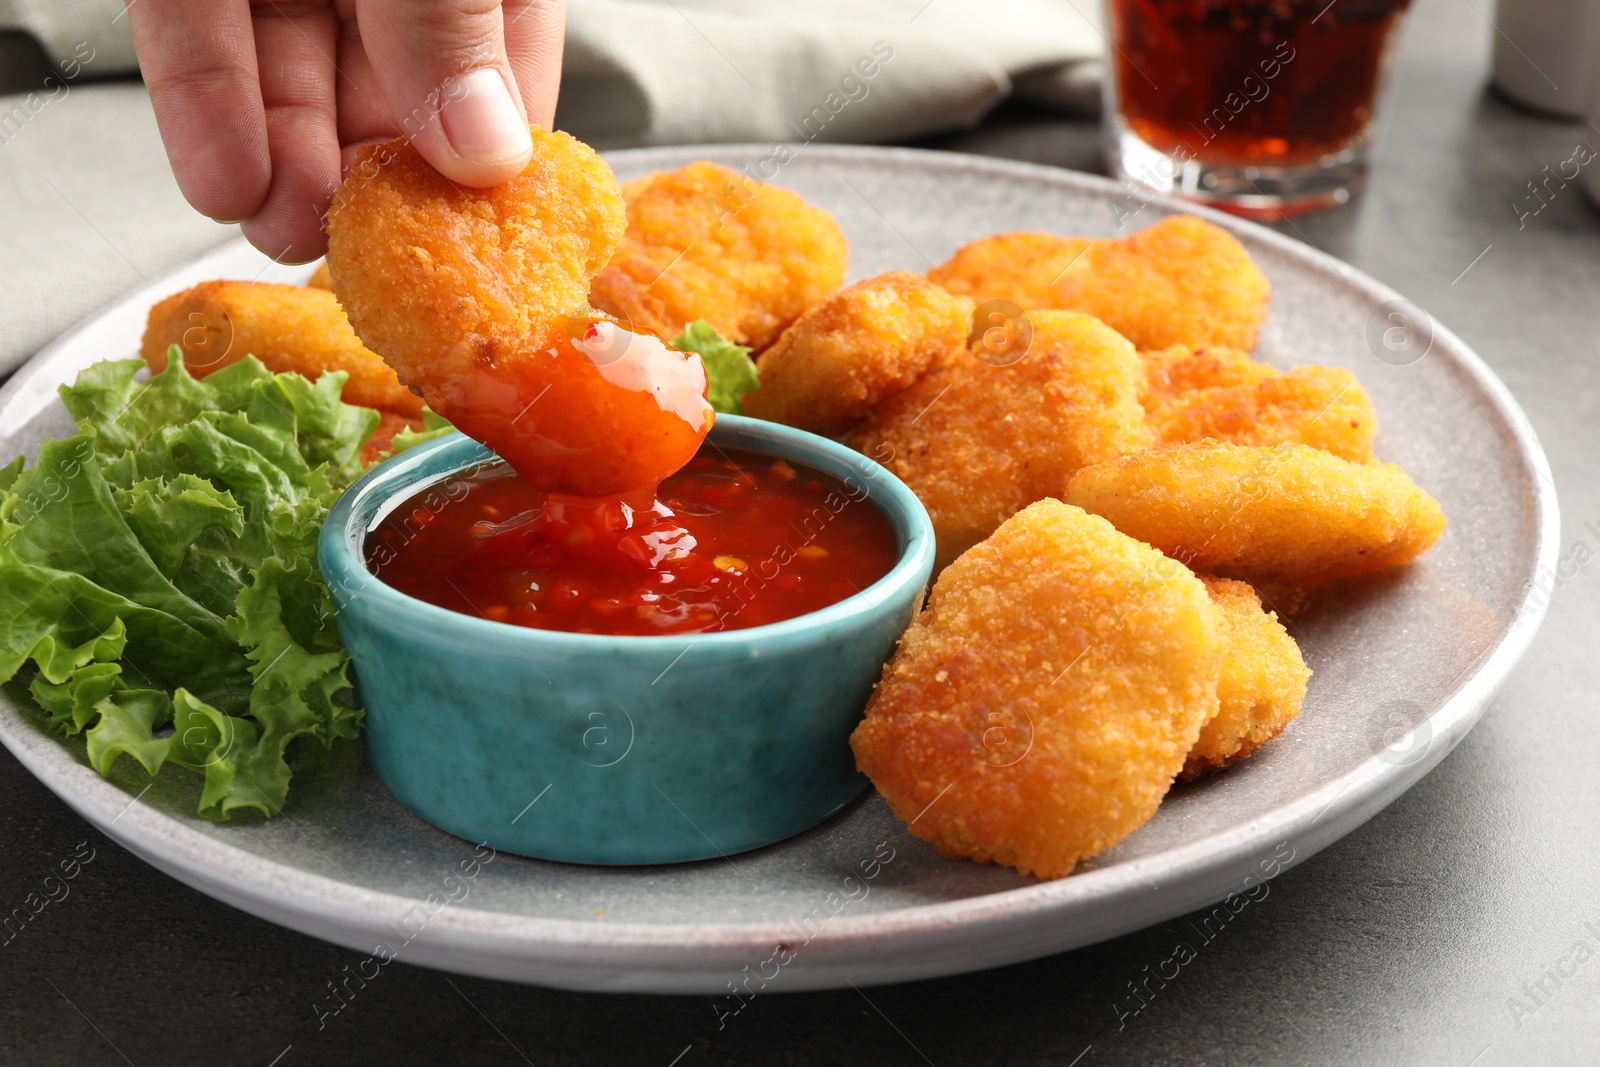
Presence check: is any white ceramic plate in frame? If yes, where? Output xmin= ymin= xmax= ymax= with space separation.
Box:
xmin=0 ymin=145 xmax=1557 ymax=993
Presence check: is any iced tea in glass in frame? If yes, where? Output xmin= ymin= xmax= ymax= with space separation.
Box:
xmin=1103 ymin=0 xmax=1414 ymax=218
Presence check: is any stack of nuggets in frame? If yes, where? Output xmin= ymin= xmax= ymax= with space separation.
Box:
xmin=737 ymin=210 xmax=1446 ymax=880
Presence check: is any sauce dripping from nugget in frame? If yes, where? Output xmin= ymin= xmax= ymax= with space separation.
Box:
xmin=444 ymin=317 xmax=712 ymax=497
xmin=325 ymin=127 xmax=712 ymax=499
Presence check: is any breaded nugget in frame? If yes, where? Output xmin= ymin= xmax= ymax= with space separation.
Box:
xmin=140 ymin=280 xmax=423 ymax=417
xmin=936 ymin=216 xmax=1271 ymax=351
xmin=325 ymin=127 xmax=625 ymax=403
xmin=743 ymin=271 xmax=974 ymax=435
xmin=851 ymin=499 xmax=1221 ymax=880
xmin=932 ymin=232 xmax=1092 ymax=310
xmin=1142 ymin=347 xmax=1378 ymax=462
xmin=1066 ymin=441 xmax=1448 ymax=583
xmin=589 ymin=161 xmax=847 ymax=352
xmin=1182 ymin=576 xmax=1310 ymax=780
xmin=306 ymin=261 xmax=333 ymax=289
xmin=1142 ymin=343 xmax=1272 ymax=394
xmin=849 ymin=310 xmax=1152 ymax=569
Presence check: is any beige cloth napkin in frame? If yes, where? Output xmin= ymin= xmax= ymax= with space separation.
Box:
xmin=0 ymin=0 xmax=1102 ymax=379
xmin=558 ymin=0 xmax=1104 ymax=146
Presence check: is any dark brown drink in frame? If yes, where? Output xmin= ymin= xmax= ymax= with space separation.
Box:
xmin=1105 ymin=0 xmax=1413 ymax=215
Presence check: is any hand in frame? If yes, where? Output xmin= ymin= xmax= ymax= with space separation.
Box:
xmin=127 ymin=0 xmax=566 ymax=262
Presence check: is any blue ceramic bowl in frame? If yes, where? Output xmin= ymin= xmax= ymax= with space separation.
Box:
xmin=318 ymin=416 xmax=934 ymax=864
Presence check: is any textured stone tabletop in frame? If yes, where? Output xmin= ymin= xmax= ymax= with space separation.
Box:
xmin=3 ymin=0 xmax=1598 ymax=1062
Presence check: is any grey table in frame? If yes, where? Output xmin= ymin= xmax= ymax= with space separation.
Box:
xmin=4 ymin=0 xmax=1598 ymax=1062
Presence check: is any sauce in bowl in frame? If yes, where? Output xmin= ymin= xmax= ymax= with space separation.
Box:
xmin=366 ymin=447 xmax=900 ymax=636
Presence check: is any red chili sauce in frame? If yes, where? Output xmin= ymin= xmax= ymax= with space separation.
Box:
xmin=366 ymin=448 xmax=901 ymax=636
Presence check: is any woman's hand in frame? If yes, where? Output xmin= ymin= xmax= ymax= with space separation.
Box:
xmin=127 ymin=0 xmax=566 ymax=262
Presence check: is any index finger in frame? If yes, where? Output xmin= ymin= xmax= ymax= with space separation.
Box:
xmin=126 ymin=0 xmax=271 ymax=223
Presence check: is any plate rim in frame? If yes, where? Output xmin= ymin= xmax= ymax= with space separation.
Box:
xmin=0 ymin=143 xmax=1561 ymax=992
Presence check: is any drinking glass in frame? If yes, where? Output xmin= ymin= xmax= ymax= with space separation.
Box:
xmin=1103 ymin=0 xmax=1415 ymax=219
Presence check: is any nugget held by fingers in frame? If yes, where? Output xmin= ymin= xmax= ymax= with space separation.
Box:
xmin=326 ymin=129 xmax=713 ymax=496
xmin=326 ymin=128 xmax=625 ymax=402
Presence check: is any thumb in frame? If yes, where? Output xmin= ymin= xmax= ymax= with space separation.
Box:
xmin=357 ymin=0 xmax=533 ymax=187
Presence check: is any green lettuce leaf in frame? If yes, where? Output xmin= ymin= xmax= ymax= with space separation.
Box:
xmin=1 ymin=351 xmax=376 ymax=819
xmin=671 ymin=320 xmax=760 ymax=415
xmin=387 ymin=407 xmax=457 ymax=457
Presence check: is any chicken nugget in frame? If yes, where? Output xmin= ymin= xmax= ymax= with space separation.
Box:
xmin=932 ymin=232 xmax=1093 ymax=310
xmin=743 ymin=271 xmax=974 ymax=435
xmin=306 ymin=261 xmax=333 ymax=289
xmin=589 ymin=161 xmax=848 ymax=352
xmin=326 ymin=127 xmax=625 ymax=403
xmin=1142 ymin=344 xmax=1272 ymax=394
xmin=140 ymin=280 xmax=423 ymax=417
xmin=849 ymin=309 xmax=1152 ymax=569
xmin=327 ymin=130 xmax=712 ymax=495
xmin=851 ymin=499 xmax=1221 ymax=880
xmin=936 ymin=216 xmax=1271 ymax=351
xmin=1143 ymin=347 xmax=1378 ymax=462
xmin=1182 ymin=576 xmax=1310 ymax=780
xmin=1066 ymin=441 xmax=1447 ymax=583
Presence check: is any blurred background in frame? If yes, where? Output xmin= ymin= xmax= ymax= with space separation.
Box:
xmin=1 ymin=0 xmax=1595 ymax=384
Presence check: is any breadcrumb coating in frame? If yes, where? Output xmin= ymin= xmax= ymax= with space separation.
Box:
xmin=1142 ymin=343 xmax=1273 ymax=394
xmin=849 ymin=310 xmax=1152 ymax=569
xmin=1066 ymin=440 xmax=1447 ymax=583
xmin=1182 ymin=576 xmax=1310 ymax=780
xmin=325 ymin=127 xmax=625 ymax=405
xmin=851 ymin=499 xmax=1221 ymax=880
xmin=140 ymin=280 xmax=422 ymax=417
xmin=589 ymin=161 xmax=848 ymax=352
xmin=743 ymin=271 xmax=974 ymax=435
xmin=935 ymin=216 xmax=1271 ymax=351
xmin=1141 ymin=346 xmax=1378 ymax=462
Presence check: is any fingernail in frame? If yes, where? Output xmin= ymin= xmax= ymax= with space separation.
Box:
xmin=439 ymin=69 xmax=532 ymax=167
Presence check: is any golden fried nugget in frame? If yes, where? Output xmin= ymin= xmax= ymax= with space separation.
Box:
xmin=1142 ymin=344 xmax=1272 ymax=394
xmin=851 ymin=499 xmax=1221 ymax=880
xmin=743 ymin=271 xmax=974 ymax=435
xmin=936 ymin=216 xmax=1271 ymax=351
xmin=1182 ymin=576 xmax=1310 ymax=780
xmin=140 ymin=280 xmax=423 ymax=417
xmin=933 ymin=232 xmax=1092 ymax=309
xmin=306 ymin=261 xmax=333 ymax=289
xmin=325 ymin=127 xmax=624 ymax=404
xmin=1142 ymin=347 xmax=1378 ymax=462
xmin=849 ymin=310 xmax=1152 ymax=569
xmin=1066 ymin=441 xmax=1448 ymax=583
xmin=589 ymin=161 xmax=848 ymax=351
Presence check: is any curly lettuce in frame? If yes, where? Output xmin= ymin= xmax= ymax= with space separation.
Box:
xmin=386 ymin=407 xmax=457 ymax=457
xmin=671 ymin=320 xmax=760 ymax=415
xmin=0 ymin=352 xmax=377 ymax=820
